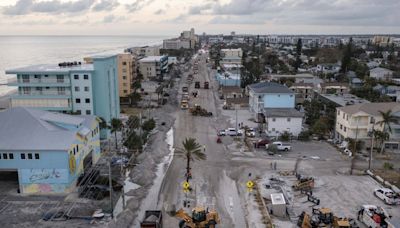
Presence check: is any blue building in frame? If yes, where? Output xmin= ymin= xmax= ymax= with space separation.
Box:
xmin=0 ymin=107 xmax=100 ymax=194
xmin=6 ymin=55 xmax=120 ymax=138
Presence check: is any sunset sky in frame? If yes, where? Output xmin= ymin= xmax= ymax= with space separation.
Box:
xmin=0 ymin=0 xmax=399 ymax=35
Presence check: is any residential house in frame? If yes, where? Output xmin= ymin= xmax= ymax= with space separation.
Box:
xmin=316 ymin=63 xmax=340 ymax=75
xmin=138 ymin=56 xmax=168 ymax=80
xmin=373 ymin=85 xmax=400 ymax=102
xmin=6 ymin=55 xmax=120 ymax=138
xmin=369 ymin=67 xmax=393 ymax=81
xmin=0 ymin=107 xmax=100 ymax=193
xmin=290 ymin=82 xmax=314 ymax=105
xmin=350 ymin=78 xmax=364 ymax=88
xmin=317 ymin=93 xmax=370 ymax=109
xmin=264 ymin=108 xmax=303 ymax=137
xmin=220 ymin=86 xmax=243 ymax=99
xmin=318 ymin=82 xmax=349 ymax=94
xmin=366 ymin=61 xmax=380 ymax=69
xmin=268 ymin=73 xmax=314 ymax=82
xmin=335 ymin=102 xmax=400 ymax=151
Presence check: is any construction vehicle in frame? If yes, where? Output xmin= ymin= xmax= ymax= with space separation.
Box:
xmin=297 ymin=208 xmax=351 ymax=228
xmin=140 ymin=210 xmax=162 ymax=228
xmin=292 ymin=175 xmax=314 ymax=191
xmin=195 ymin=81 xmax=200 ymax=89
xmin=204 ymin=82 xmax=209 ymax=89
xmin=189 ymin=104 xmax=212 ymax=117
xmin=175 ymin=207 xmax=220 ymax=228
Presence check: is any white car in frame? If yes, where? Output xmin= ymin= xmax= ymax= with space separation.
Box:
xmin=226 ymin=128 xmax=243 ymax=136
xmin=245 ymin=128 xmax=256 ymax=137
xmin=217 ymin=129 xmax=226 ymax=136
xmin=374 ymin=188 xmax=400 ymax=205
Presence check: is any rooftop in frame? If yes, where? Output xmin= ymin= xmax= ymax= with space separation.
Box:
xmin=6 ymin=64 xmax=93 ymax=74
xmin=269 ymin=73 xmax=314 ymax=79
xmin=0 ymin=107 xmax=97 ymax=151
xmin=320 ymin=82 xmax=349 ymax=88
xmin=271 ymin=193 xmax=286 ymax=205
xmin=139 ymin=56 xmax=167 ymax=62
xmin=370 ymin=67 xmax=393 ymax=73
xmin=248 ymin=82 xmax=293 ymax=94
xmin=263 ymin=108 xmax=303 ymax=118
xmin=319 ymin=93 xmax=370 ymax=107
xmin=338 ymin=102 xmax=400 ymax=116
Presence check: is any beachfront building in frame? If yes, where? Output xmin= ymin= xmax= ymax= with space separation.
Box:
xmin=6 ymin=55 xmax=120 ymax=138
xmin=138 ymin=56 xmax=168 ymax=80
xmin=117 ymin=54 xmax=137 ymax=102
xmin=126 ymin=46 xmax=160 ymax=57
xmin=163 ymin=28 xmax=198 ymax=50
xmin=0 ymin=107 xmax=100 ymax=194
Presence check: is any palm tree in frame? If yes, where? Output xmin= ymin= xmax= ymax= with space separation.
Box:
xmin=175 ymin=138 xmax=206 ymax=182
xmin=377 ymin=110 xmax=399 ymax=153
xmin=110 ymin=118 xmax=123 ymax=150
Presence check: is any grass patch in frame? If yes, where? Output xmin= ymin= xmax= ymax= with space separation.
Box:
xmin=374 ymin=169 xmax=400 ymax=188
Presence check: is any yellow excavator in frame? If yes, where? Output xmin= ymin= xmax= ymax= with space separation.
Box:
xmin=175 ymin=206 xmax=220 ymax=228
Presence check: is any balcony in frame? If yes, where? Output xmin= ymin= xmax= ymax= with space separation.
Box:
xmin=15 ymin=90 xmax=71 ymax=97
xmin=8 ymin=78 xmax=71 ymax=86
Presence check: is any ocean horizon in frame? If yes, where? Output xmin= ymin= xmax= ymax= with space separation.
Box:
xmin=0 ymin=35 xmax=170 ymax=96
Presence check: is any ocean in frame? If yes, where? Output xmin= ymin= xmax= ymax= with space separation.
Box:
xmin=0 ymin=35 xmax=169 ymax=95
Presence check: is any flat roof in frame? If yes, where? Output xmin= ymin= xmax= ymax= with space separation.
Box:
xmin=139 ymin=56 xmax=166 ymax=62
xmin=271 ymin=193 xmax=286 ymax=205
xmin=320 ymin=94 xmax=370 ymax=107
xmin=6 ymin=64 xmax=94 ymax=74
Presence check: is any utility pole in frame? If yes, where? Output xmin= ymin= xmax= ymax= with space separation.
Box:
xmin=235 ymin=104 xmax=238 ymax=136
xmin=108 ymin=161 xmax=114 ymax=218
xmin=369 ymin=120 xmax=375 ymax=170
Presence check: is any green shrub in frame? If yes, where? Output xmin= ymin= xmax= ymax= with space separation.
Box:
xmin=298 ymin=130 xmax=311 ymax=141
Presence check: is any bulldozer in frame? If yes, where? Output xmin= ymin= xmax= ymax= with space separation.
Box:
xmin=292 ymin=177 xmax=314 ymax=191
xmin=175 ymin=207 xmax=220 ymax=228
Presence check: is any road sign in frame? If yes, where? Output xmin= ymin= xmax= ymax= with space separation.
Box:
xmin=183 ymin=181 xmax=190 ymax=189
xmin=246 ymin=180 xmax=254 ymax=189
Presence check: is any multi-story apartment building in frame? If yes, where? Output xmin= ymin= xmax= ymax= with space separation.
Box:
xmin=0 ymin=107 xmax=100 ymax=193
xmin=335 ymin=102 xmax=400 ymax=150
xmin=318 ymin=82 xmax=349 ymax=95
xmin=162 ymin=28 xmax=197 ymax=49
xmin=126 ymin=46 xmax=160 ymax=57
xmin=6 ymin=55 xmax=120 ymax=138
xmin=117 ymin=54 xmax=137 ymax=101
xmin=138 ymin=56 xmax=168 ymax=80
xmin=290 ymin=82 xmax=314 ymax=105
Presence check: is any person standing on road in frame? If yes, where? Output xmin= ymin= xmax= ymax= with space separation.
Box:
xmin=203 ymin=145 xmax=206 ymax=152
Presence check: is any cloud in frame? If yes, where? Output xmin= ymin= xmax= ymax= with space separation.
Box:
xmin=125 ymin=0 xmax=154 ymax=13
xmin=209 ymin=15 xmax=266 ymax=25
xmin=92 ymin=0 xmax=119 ymax=12
xmin=102 ymin=14 xmax=126 ymax=23
xmin=3 ymin=0 xmax=96 ymax=15
xmin=154 ymin=9 xmax=165 ymax=15
xmin=188 ymin=3 xmax=212 ymax=14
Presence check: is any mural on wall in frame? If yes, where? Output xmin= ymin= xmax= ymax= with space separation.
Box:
xmin=22 ymin=183 xmax=69 ymax=193
xmin=20 ymin=168 xmax=68 ymax=184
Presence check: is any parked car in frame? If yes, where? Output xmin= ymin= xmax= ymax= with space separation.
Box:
xmin=254 ymin=138 xmax=271 ymax=148
xmin=265 ymin=141 xmax=291 ymax=151
xmin=217 ymin=129 xmax=226 ymax=136
xmin=226 ymin=128 xmax=242 ymax=136
xmin=245 ymin=128 xmax=256 ymax=137
xmin=374 ymin=188 xmax=400 ymax=205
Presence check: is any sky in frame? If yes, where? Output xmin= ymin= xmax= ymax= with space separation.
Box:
xmin=0 ymin=0 xmax=399 ymax=35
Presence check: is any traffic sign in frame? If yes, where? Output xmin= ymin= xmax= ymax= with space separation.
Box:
xmin=246 ymin=180 xmax=254 ymax=189
xmin=183 ymin=181 xmax=190 ymax=189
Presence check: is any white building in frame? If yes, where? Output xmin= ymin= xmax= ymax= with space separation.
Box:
xmin=316 ymin=64 xmax=341 ymax=74
xmin=264 ymin=108 xmax=303 ymax=137
xmin=138 ymin=56 xmax=168 ymax=80
xmin=127 ymin=46 xmax=160 ymax=57
xmin=220 ymin=48 xmax=243 ymax=65
xmin=163 ymin=39 xmax=191 ymax=49
xmin=369 ymin=67 xmax=393 ymax=80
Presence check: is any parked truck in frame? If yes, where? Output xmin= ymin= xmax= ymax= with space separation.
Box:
xmin=265 ymin=141 xmax=291 ymax=151
xmin=140 ymin=210 xmax=162 ymax=228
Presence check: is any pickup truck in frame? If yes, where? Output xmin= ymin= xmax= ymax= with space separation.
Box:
xmin=265 ymin=141 xmax=291 ymax=151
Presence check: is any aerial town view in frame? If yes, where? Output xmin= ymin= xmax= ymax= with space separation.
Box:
xmin=0 ymin=0 xmax=400 ymax=228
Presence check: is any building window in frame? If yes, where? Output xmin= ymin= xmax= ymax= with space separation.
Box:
xmin=122 ymin=61 xmax=127 ymax=66
xmin=76 ymin=110 xmax=81 ymax=115
xmin=56 ymin=75 xmax=64 ymax=83
xmin=272 ymin=118 xmax=276 ymax=122
xmin=290 ymin=95 xmax=293 ymax=97
xmin=337 ymin=110 xmax=340 ymax=116
xmin=84 ymin=75 xmax=89 ymax=80
xmin=85 ymin=98 xmax=90 ymax=103
xmin=84 ymin=86 xmax=89 ymax=92
xmin=75 ymin=86 xmax=80 ymax=92
xmin=76 ymin=145 xmax=79 ymax=153
xmin=28 ymin=153 xmax=32 ymax=159
xmin=74 ymin=75 xmax=79 ymax=80
xmin=343 ymin=113 xmax=345 ymax=119
xmin=340 ymin=124 xmax=343 ymax=130
xmin=344 ymin=127 xmax=347 ymax=132
xmin=76 ymin=98 xmax=81 ymax=103
xmin=123 ymin=90 xmax=128 ymax=93
xmin=122 ymin=76 xmax=127 ymax=80
xmin=9 ymin=153 xmax=14 ymax=159
xmin=123 ymin=83 xmax=127 ymax=86
xmin=287 ymin=118 xmax=291 ymax=122
xmin=2 ymin=153 xmax=7 ymax=159
xmin=86 ymin=110 xmax=91 ymax=115
xmin=21 ymin=154 xmax=25 ymax=159
xmin=35 ymin=153 xmax=39 ymax=159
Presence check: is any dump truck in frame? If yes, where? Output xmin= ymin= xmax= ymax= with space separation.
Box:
xmin=140 ymin=210 xmax=162 ymax=228
xmin=175 ymin=207 xmax=220 ymax=228
xmin=204 ymin=82 xmax=209 ymax=89
xmin=195 ymin=81 xmax=200 ymax=89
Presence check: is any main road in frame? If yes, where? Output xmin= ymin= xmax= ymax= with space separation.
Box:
xmin=157 ymin=53 xmax=247 ymax=228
